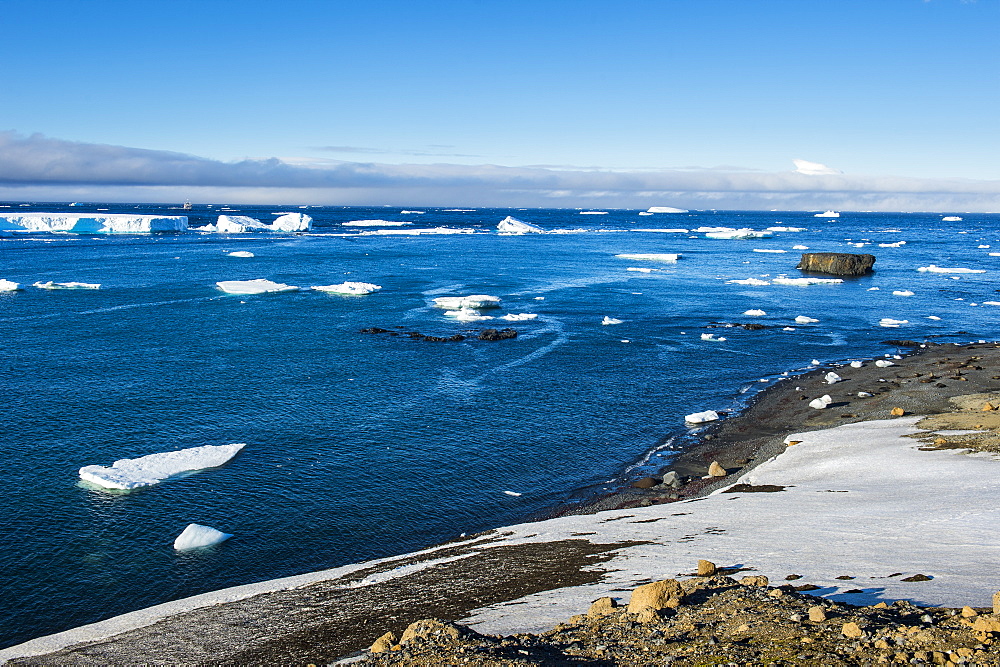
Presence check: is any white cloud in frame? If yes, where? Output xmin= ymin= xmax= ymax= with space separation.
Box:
xmin=793 ymin=159 xmax=842 ymax=176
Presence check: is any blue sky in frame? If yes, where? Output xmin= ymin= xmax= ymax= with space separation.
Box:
xmin=0 ymin=0 xmax=997 ymax=209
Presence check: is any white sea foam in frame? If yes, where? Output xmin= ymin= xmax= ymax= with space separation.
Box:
xmin=216 ymin=279 xmax=299 ymax=295
xmin=79 ymin=443 xmax=246 ymax=490
xmin=631 ymin=228 xmax=689 ymax=233
xmin=615 ymin=253 xmax=680 ymax=262
xmin=34 ymin=281 xmax=100 ymax=290
xmin=773 ymin=277 xmax=843 ymax=286
xmin=917 ymin=265 xmax=985 ymax=274
xmin=433 ymin=295 xmax=502 ymax=310
xmin=173 ymin=524 xmax=233 ymax=550
xmin=879 ymin=241 xmax=906 ymax=248
xmin=311 ymin=282 xmax=382 ymax=295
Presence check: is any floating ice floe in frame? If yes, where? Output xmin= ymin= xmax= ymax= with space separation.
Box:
xmin=810 ymin=359 xmax=821 ymax=365
xmin=360 ymin=227 xmax=475 ymax=236
xmin=342 ymin=220 xmax=411 ymax=227
xmin=216 ymin=279 xmax=299 ymax=295
xmin=814 ymin=211 xmax=840 ymax=218
xmin=0 ymin=213 xmax=188 ymax=233
xmin=879 ymin=241 xmax=906 ymax=248
xmin=927 ymin=315 xmax=942 ymax=320
xmin=580 ymin=211 xmax=608 ymax=215
xmin=0 ymin=279 xmax=22 ymax=291
xmin=743 ymin=309 xmax=766 ymax=316
xmin=705 ymin=228 xmax=772 ymax=240
xmin=726 ymin=278 xmax=770 ymax=286
xmin=983 ymin=301 xmax=1000 ymax=307
xmin=809 ymin=395 xmax=833 ymax=409
xmin=173 ymin=524 xmax=233 ymax=551
xmin=684 ymin=410 xmax=719 ymax=424
xmin=79 ymin=443 xmax=246 ymax=490
xmin=794 ymin=315 xmax=819 ymax=324
xmin=501 ymin=313 xmax=537 ymax=321
xmin=879 ymin=318 xmax=908 ymax=328
xmin=792 ymin=245 xmax=810 ymax=250
xmin=638 ymin=211 xmax=653 ymax=216
xmin=773 ymin=277 xmax=843 ymax=286
xmin=433 ymin=295 xmax=502 ymax=310
xmin=626 ymin=267 xmax=655 ymax=273
xmin=444 ymin=309 xmax=493 ymax=322
xmin=942 ymin=216 xmax=963 ymax=222
xmin=978 ymin=245 xmax=990 ymax=249
xmin=503 ymin=490 xmax=523 ymax=497
xmin=34 ymin=281 xmax=100 ymax=290
xmin=782 ymin=327 xmax=796 ymax=331
xmin=400 ymin=210 xmax=424 ymax=214
xmin=227 ymin=251 xmax=255 ymax=258
xmin=875 ymin=359 xmax=896 ymax=367
xmin=767 ymin=227 xmax=806 ymax=232
xmin=497 ymin=216 xmax=544 ymax=234
xmin=602 ymin=316 xmax=623 ymax=325
xmin=632 ymin=228 xmax=689 ymax=234
xmin=615 ymin=253 xmax=680 ymax=262
xmin=646 ymin=206 xmax=688 ymax=213
xmin=893 ymin=290 xmax=915 ymax=297
xmin=700 ymin=333 xmax=726 ymax=341
xmin=753 ymin=249 xmax=786 ymax=253
xmin=868 ymin=287 xmax=880 ymax=291
xmin=311 ymin=282 xmax=382 ymax=295
xmin=825 ymin=372 xmax=842 ymax=384
xmin=917 ymin=265 xmax=985 ymax=274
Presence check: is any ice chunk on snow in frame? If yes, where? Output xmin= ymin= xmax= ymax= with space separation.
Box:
xmin=342 ymin=219 xmax=411 ymax=227
xmin=809 ymin=395 xmax=833 ymax=409
xmin=893 ymin=290 xmax=915 ymax=296
xmin=34 ymin=281 xmax=100 ymax=290
xmin=743 ymin=309 xmax=766 ymax=316
xmin=646 ymin=206 xmax=688 ymax=213
xmin=794 ymin=315 xmax=818 ymax=323
xmin=825 ymin=372 xmax=842 ymax=384
xmin=173 ymin=523 xmax=233 ymax=550
xmin=685 ymin=410 xmax=719 ymax=423
xmin=311 ymin=282 xmax=381 ymax=295
xmin=433 ymin=295 xmax=502 ymax=310
xmin=701 ymin=333 xmax=726 ymax=341
xmin=0 ymin=213 xmax=187 ymax=233
xmin=773 ymin=277 xmax=843 ymax=286
xmin=271 ymin=212 xmax=312 ymax=232
xmin=497 ymin=216 xmax=543 ymax=234
xmin=0 ymin=279 xmax=21 ymax=291
xmin=813 ymin=211 xmax=840 ymax=218
xmin=726 ymin=278 xmax=770 ymax=286
xmin=216 ymin=279 xmax=299 ymax=294
xmin=917 ymin=265 xmax=985 ymax=274
xmin=227 ymin=251 xmax=255 ymax=258
xmin=79 ymin=443 xmax=246 ymax=490
xmin=705 ymin=228 xmax=772 ymax=239
xmin=602 ymin=316 xmax=623 ymax=325
xmin=879 ymin=318 xmax=908 ymax=327
xmin=942 ymin=216 xmax=963 ymax=221
xmin=444 ymin=308 xmax=493 ymax=322
xmin=615 ymin=253 xmax=680 ymax=261
xmin=501 ymin=313 xmax=537 ymax=321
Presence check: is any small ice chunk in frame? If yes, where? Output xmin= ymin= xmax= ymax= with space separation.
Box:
xmin=982 ymin=301 xmax=1000 ymax=306
xmin=795 ymin=315 xmax=819 ymax=324
xmin=767 ymin=226 xmax=806 ymax=232
xmin=893 ymin=290 xmax=915 ymax=296
xmin=752 ymin=248 xmax=786 ymax=253
xmin=782 ymin=327 xmax=796 ymax=331
xmin=810 ymin=359 xmax=821 ymax=365
xmin=311 ymin=282 xmax=382 ymax=295
xmin=34 ymin=281 xmax=100 ymax=290
xmin=173 ymin=523 xmax=233 ymax=550
xmin=927 ymin=315 xmax=942 ymax=320
xmin=809 ymin=395 xmax=833 ymax=409
xmin=602 ymin=316 xmax=624 ymax=325
xmin=400 ymin=210 xmax=424 ymax=214
xmin=726 ymin=278 xmax=770 ymax=285
xmin=978 ymin=245 xmax=991 ymax=249
xmin=534 ymin=296 xmax=545 ymax=300
xmin=825 ymin=372 xmax=842 ymax=384
xmin=497 ymin=216 xmax=544 ymax=233
xmin=743 ymin=309 xmax=766 ymax=316
xmin=850 ymin=361 xmax=863 ymax=368
xmin=615 ymin=253 xmax=680 ymax=262
xmin=942 ymin=216 xmax=963 ymax=221
xmin=626 ymin=267 xmax=655 ymax=273
xmin=216 ymin=279 xmax=298 ymax=294
xmin=646 ymin=206 xmax=688 ymax=213
xmin=502 ymin=313 xmax=537 ymax=321
xmin=433 ymin=295 xmax=502 ymax=310
xmin=814 ymin=211 xmax=840 ymax=218
xmin=879 ymin=318 xmax=908 ymax=327
xmin=444 ymin=309 xmax=494 ymax=322
xmin=917 ymin=265 xmax=985 ymax=274
xmin=868 ymin=287 xmax=880 ymax=291
xmin=700 ymin=333 xmax=726 ymax=341
xmin=773 ymin=277 xmax=843 ymax=286
xmin=580 ymin=211 xmax=608 ymax=215
xmin=792 ymin=245 xmax=810 ymax=250
xmin=685 ymin=410 xmax=719 ymax=424
xmin=879 ymin=241 xmax=906 ymax=248
xmin=227 ymin=251 xmax=255 ymax=258
xmin=0 ymin=279 xmax=22 ymax=291
xmin=80 ymin=443 xmax=246 ymax=490
xmin=875 ymin=359 xmax=895 ymax=367
xmin=705 ymin=228 xmax=772 ymax=239
xmin=271 ymin=212 xmax=313 ymax=232
xmin=502 ymin=490 xmax=522 ymax=497
xmin=858 ymin=391 xmax=873 ymax=398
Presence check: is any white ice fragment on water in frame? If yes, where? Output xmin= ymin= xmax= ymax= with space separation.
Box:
xmin=875 ymin=359 xmax=896 ymax=367
xmin=783 ymin=327 xmax=796 ymax=331
xmin=579 ymin=211 xmax=608 ymax=215
xmin=311 ymin=282 xmax=382 ymax=295
xmin=227 ymin=251 xmax=255 ymax=258
xmin=773 ymin=277 xmax=843 ymax=286
xmin=34 ymin=281 xmax=100 ymax=290
xmin=216 ymin=279 xmax=299 ymax=295
xmin=638 ymin=211 xmax=653 ymax=216
xmin=700 ymin=333 xmax=726 ymax=341
xmin=79 ymin=443 xmax=246 ymax=490
xmin=173 ymin=523 xmax=233 ymax=550
xmin=0 ymin=279 xmax=22 ymax=291
xmin=813 ymin=211 xmax=840 ymax=218
xmin=893 ymin=290 xmax=915 ymax=297
xmin=879 ymin=318 xmax=908 ymax=327
xmin=752 ymin=249 xmax=786 ymax=253
xmin=646 ymin=206 xmax=688 ymax=213
xmin=685 ymin=410 xmax=719 ymax=424
xmin=990 ymin=253 xmax=1000 ymax=257
xmin=501 ymin=313 xmax=537 ymax=321
xmin=615 ymin=253 xmax=680 ymax=262
xmin=534 ymin=296 xmax=545 ymax=300
xmin=879 ymin=241 xmax=906 ymax=248
xmin=795 ymin=315 xmax=819 ymax=324
xmin=810 ymin=359 xmax=821 ymax=365
xmin=433 ymin=295 xmax=502 ymax=310
xmin=848 ymin=242 xmax=867 ymax=248
xmin=792 ymin=245 xmax=810 ymax=250
xmin=342 ymin=219 xmax=411 ymax=227
xmin=979 ymin=245 xmax=991 ymax=249
xmin=444 ymin=309 xmax=494 ymax=322
xmin=942 ymin=216 xmax=963 ymax=221
xmin=868 ymin=287 xmax=880 ymax=291
xmin=271 ymin=212 xmax=313 ymax=232
xmin=726 ymin=278 xmax=771 ymax=286
xmin=502 ymin=490 xmax=522 ymax=497
xmin=850 ymin=361 xmax=864 ymax=368
xmin=917 ymin=264 xmax=985 ymax=274
xmin=497 ymin=216 xmax=544 ymax=234
xmin=982 ymin=301 xmax=1000 ymax=306
xmin=602 ymin=316 xmax=623 ymax=325
xmin=809 ymin=395 xmax=833 ymax=409
xmin=0 ymin=213 xmax=188 ymax=233
xmin=743 ymin=309 xmax=766 ymax=316
xmin=626 ymin=267 xmax=655 ymax=273
xmin=705 ymin=228 xmax=772 ymax=239
xmin=767 ymin=227 xmax=806 ymax=232
xmin=825 ymin=372 xmax=842 ymax=384
xmin=400 ymin=210 xmax=424 ymax=214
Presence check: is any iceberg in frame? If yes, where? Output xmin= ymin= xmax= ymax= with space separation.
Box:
xmin=879 ymin=241 xmax=906 ymax=248
xmin=701 ymin=333 xmax=726 ymax=341
xmin=501 ymin=313 xmax=537 ymax=321
xmin=879 ymin=318 xmax=908 ymax=327
xmin=632 ymin=228 xmax=689 ymax=233
xmin=705 ymin=228 xmax=772 ymax=239
xmin=0 ymin=279 xmax=22 ymax=291
xmin=433 ymin=295 xmax=501 ymax=310
xmin=444 ymin=308 xmax=493 ymax=322
xmin=794 ymin=315 xmax=819 ymax=323
xmin=227 ymin=251 xmax=255 ymax=258
xmin=684 ymin=409 xmax=719 ymax=424
xmin=497 ymin=216 xmax=544 ymax=234
xmin=646 ymin=206 xmax=688 ymax=213
xmin=0 ymin=213 xmax=188 ymax=233
xmin=893 ymin=290 xmax=915 ymax=296
xmin=615 ymin=253 xmax=680 ymax=262
xmin=216 ymin=279 xmax=299 ymax=295
xmin=726 ymin=278 xmax=770 ymax=286
xmin=917 ymin=265 xmax=985 ymax=274
xmin=34 ymin=281 xmax=100 ymax=290
xmin=942 ymin=216 xmax=963 ymax=221
xmin=792 ymin=244 xmax=810 ymax=250
xmin=79 ymin=443 xmax=246 ymax=490
xmin=217 ymin=215 xmax=270 ymax=233
xmin=173 ymin=523 xmax=233 ymax=550
xmin=743 ymin=309 xmax=766 ymax=316
xmin=342 ymin=220 xmax=411 ymax=227
xmin=271 ymin=212 xmax=312 ymax=232
xmin=601 ymin=316 xmax=623 ymax=325
xmin=773 ymin=277 xmax=843 ymax=286
xmin=813 ymin=211 xmax=840 ymax=218
xmin=311 ymin=282 xmax=382 ymax=295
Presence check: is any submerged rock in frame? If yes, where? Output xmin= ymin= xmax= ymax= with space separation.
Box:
xmin=796 ymin=252 xmax=876 ymax=276
xmin=478 ymin=328 xmax=517 ymax=341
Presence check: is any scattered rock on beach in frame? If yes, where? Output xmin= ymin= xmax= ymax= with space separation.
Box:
xmin=707 ymin=461 xmax=726 ymax=477
xmin=627 ymin=578 xmax=685 ymax=612
xmin=697 ymin=559 xmax=717 ymax=576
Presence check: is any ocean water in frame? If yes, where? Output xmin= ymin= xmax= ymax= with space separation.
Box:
xmin=1 ymin=204 xmax=997 ymax=648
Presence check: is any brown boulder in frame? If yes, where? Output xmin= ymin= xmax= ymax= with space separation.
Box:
xmin=627 ymin=578 xmax=685 ymax=612
xmin=796 ymin=253 xmax=876 ymax=276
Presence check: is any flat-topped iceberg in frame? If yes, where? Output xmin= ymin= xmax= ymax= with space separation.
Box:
xmin=433 ymin=295 xmax=501 ymax=310
xmin=311 ymin=282 xmax=382 ymax=295
xmin=173 ymin=523 xmax=233 ymax=550
xmin=646 ymin=206 xmax=688 ymax=213
xmin=814 ymin=211 xmax=840 ymax=218
xmin=918 ymin=265 xmax=985 ymax=274
xmin=614 ymin=253 xmax=680 ymax=262
xmin=0 ymin=213 xmax=188 ymax=233
xmin=79 ymin=443 xmax=246 ymax=490
xmin=0 ymin=279 xmax=22 ymax=291
xmin=497 ymin=216 xmax=543 ymax=234
xmin=216 ymin=279 xmax=299 ymax=295
xmin=34 ymin=281 xmax=100 ymax=290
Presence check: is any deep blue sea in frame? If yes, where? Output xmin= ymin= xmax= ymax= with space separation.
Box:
xmin=1 ymin=203 xmax=997 ymax=648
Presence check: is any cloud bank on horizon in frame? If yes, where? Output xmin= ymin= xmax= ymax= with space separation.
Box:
xmin=1 ymin=132 xmax=997 ymax=211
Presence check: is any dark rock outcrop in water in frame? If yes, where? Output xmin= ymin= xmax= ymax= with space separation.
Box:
xmin=478 ymin=328 xmax=518 ymax=341
xmin=361 ymin=327 xmax=516 ymax=342
xmin=796 ymin=252 xmax=876 ymax=276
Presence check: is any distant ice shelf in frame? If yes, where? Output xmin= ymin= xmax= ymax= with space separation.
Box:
xmin=79 ymin=443 xmax=246 ymax=490
xmin=0 ymin=214 xmax=188 ymax=233
xmin=813 ymin=211 xmax=840 ymax=218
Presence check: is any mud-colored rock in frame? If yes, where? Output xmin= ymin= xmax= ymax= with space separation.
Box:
xmin=587 ymin=596 xmax=618 ymax=618
xmin=400 ymin=619 xmax=470 ymax=644
xmin=842 ymin=621 xmax=863 ymax=638
xmin=369 ymin=631 xmax=397 ymax=653
xmin=708 ymin=461 xmax=726 ymax=477
xmin=962 ymin=606 xmax=979 ymax=618
xmin=890 ymin=407 xmax=906 ymax=416
xmin=994 ymin=590 xmax=1000 ymax=614
xmin=627 ymin=578 xmax=685 ymax=612
xmin=739 ymin=575 xmax=769 ymax=587
xmin=796 ymin=252 xmax=876 ymax=276
xmin=697 ymin=559 xmax=717 ymax=576
xmin=808 ymin=606 xmax=828 ymax=622
xmin=973 ymin=617 xmax=1000 ymax=633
